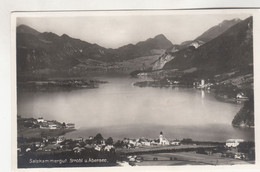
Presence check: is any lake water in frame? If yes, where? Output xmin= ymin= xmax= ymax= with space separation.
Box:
xmin=17 ymin=76 xmax=254 ymax=142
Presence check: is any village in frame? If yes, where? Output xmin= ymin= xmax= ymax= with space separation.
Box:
xmin=17 ymin=116 xmax=254 ymax=167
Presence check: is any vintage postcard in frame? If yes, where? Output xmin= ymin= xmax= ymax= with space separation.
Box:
xmin=11 ymin=9 xmax=259 ymax=171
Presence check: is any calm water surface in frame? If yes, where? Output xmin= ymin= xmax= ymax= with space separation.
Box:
xmin=17 ymin=76 xmax=254 ymax=142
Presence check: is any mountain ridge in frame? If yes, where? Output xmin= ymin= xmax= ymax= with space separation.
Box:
xmin=163 ymin=16 xmax=253 ymax=76
xmin=16 ymin=25 xmax=172 ymax=74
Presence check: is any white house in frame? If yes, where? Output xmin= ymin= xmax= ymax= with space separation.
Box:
xmin=236 ymin=93 xmax=248 ymax=99
xmin=129 ymin=139 xmax=136 ymax=145
xmin=226 ymin=139 xmax=244 ymax=148
xmin=171 ymin=140 xmax=180 ymax=146
xmin=57 ymin=136 xmax=65 ymax=144
xmin=159 ymin=132 xmax=170 ymax=145
xmin=49 ymin=124 xmax=58 ymax=130
xmin=66 ymin=123 xmax=75 ymax=129
xmin=104 ymin=145 xmax=114 ymax=152
xmin=141 ymin=141 xmax=151 ymax=146
xmin=94 ymin=146 xmax=102 ymax=151
xmin=37 ymin=117 xmax=45 ymax=123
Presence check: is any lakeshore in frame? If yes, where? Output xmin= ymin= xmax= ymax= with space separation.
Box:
xmin=17 ymin=116 xmax=255 ymax=168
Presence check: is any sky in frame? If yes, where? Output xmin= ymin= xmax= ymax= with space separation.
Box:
xmin=17 ymin=13 xmax=251 ymax=49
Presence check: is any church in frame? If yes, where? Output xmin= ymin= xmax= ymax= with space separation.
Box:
xmin=159 ymin=131 xmax=170 ymax=145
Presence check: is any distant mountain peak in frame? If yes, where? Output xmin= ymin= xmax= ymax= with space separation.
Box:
xmin=61 ymin=34 xmax=70 ymax=38
xmin=17 ymin=24 xmax=40 ymax=36
xmin=154 ymin=34 xmax=167 ymax=40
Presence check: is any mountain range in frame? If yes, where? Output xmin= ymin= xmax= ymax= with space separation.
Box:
xmin=17 ymin=25 xmax=172 ymax=75
xmin=152 ymin=18 xmax=244 ymax=70
xmin=16 ymin=17 xmax=253 ymax=80
xmin=163 ymin=17 xmax=253 ymax=77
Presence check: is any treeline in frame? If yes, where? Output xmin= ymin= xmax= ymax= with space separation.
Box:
xmin=232 ymin=95 xmax=254 ymax=127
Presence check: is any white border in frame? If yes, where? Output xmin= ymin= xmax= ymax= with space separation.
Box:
xmin=10 ymin=9 xmax=260 ymax=172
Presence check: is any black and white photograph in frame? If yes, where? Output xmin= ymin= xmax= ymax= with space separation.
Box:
xmin=13 ymin=10 xmax=256 ymax=169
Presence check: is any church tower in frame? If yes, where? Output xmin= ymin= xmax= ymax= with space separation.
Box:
xmin=159 ymin=131 xmax=163 ymax=144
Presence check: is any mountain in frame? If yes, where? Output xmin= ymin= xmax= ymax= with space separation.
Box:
xmin=196 ymin=18 xmax=242 ymax=42
xmin=17 ymin=24 xmax=41 ymax=36
xmin=108 ymin=34 xmax=173 ymax=61
xmin=179 ymin=18 xmax=242 ymax=50
xmin=17 ymin=26 xmax=107 ymax=74
xmin=152 ymin=18 xmax=242 ymax=70
xmin=163 ymin=16 xmax=253 ymax=76
xmin=16 ymin=25 xmax=172 ymax=76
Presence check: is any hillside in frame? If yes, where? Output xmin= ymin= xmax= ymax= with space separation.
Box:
xmin=232 ymin=95 xmax=254 ymax=127
xmin=17 ymin=25 xmax=172 ymax=77
xmin=152 ymin=18 xmax=242 ymax=70
xmin=163 ymin=17 xmax=253 ymax=76
xmin=179 ymin=18 xmax=242 ymax=49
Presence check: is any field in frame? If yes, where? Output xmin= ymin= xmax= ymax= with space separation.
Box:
xmin=135 ymin=152 xmax=253 ymax=166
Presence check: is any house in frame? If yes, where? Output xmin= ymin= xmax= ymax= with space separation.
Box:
xmin=49 ymin=124 xmax=58 ymax=129
xmin=26 ymin=148 xmax=31 ymax=152
xmin=236 ymin=92 xmax=248 ymax=100
xmin=57 ymin=136 xmax=65 ymax=144
xmin=171 ymin=140 xmax=180 ymax=146
xmin=234 ymin=153 xmax=245 ymax=160
xmin=73 ymin=147 xmax=85 ymax=153
xmin=40 ymin=122 xmax=49 ymax=129
xmin=101 ymin=140 xmax=106 ymax=146
xmin=151 ymin=140 xmax=159 ymax=145
xmin=35 ymin=142 xmax=41 ymax=147
xmin=159 ymin=132 xmax=170 ymax=145
xmin=37 ymin=117 xmax=45 ymax=123
xmin=129 ymin=139 xmax=137 ymax=146
xmin=141 ymin=140 xmax=151 ymax=146
xmin=66 ymin=123 xmax=75 ymax=129
xmin=94 ymin=145 xmax=102 ymax=151
xmin=226 ymin=139 xmax=244 ymax=148
xmin=104 ymin=145 xmax=114 ymax=152
xmin=135 ymin=142 xmax=142 ymax=147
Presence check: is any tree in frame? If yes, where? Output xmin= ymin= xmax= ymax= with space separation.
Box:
xmin=106 ymin=137 xmax=113 ymax=145
xmin=94 ymin=133 xmax=103 ymax=144
xmin=181 ymin=138 xmax=193 ymax=144
xmin=237 ymin=141 xmax=255 ymax=154
xmin=114 ymin=140 xmax=124 ymax=148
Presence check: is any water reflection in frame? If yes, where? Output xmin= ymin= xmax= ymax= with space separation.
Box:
xmin=201 ymin=90 xmax=205 ymax=99
xmin=17 ymin=76 xmax=253 ymax=142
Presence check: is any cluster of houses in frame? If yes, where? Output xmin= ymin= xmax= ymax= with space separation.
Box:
xmin=120 ymin=132 xmax=180 ymax=149
xmin=37 ymin=117 xmax=75 ymax=130
xmin=225 ymin=139 xmax=244 ymax=148
xmin=194 ymin=79 xmax=214 ymax=90
xmin=18 ymin=116 xmax=75 ymax=130
xmin=18 ymin=135 xmax=115 ymax=156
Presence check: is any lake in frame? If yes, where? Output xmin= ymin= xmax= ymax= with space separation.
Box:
xmin=17 ymin=75 xmax=254 ymax=142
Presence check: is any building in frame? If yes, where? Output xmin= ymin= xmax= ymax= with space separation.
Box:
xmin=159 ymin=131 xmax=170 ymax=145
xmin=171 ymin=140 xmax=180 ymax=146
xmin=37 ymin=117 xmax=45 ymax=123
xmin=141 ymin=140 xmax=151 ymax=146
xmin=201 ymin=79 xmax=205 ymax=88
xmin=236 ymin=92 xmax=248 ymax=100
xmin=57 ymin=136 xmax=65 ymax=144
xmin=48 ymin=124 xmax=58 ymax=130
xmin=66 ymin=123 xmax=75 ymax=129
xmin=226 ymin=139 xmax=244 ymax=148
xmin=104 ymin=145 xmax=114 ymax=152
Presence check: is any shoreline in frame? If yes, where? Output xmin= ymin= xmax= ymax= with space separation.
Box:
xmin=133 ymin=79 xmax=254 ymax=128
